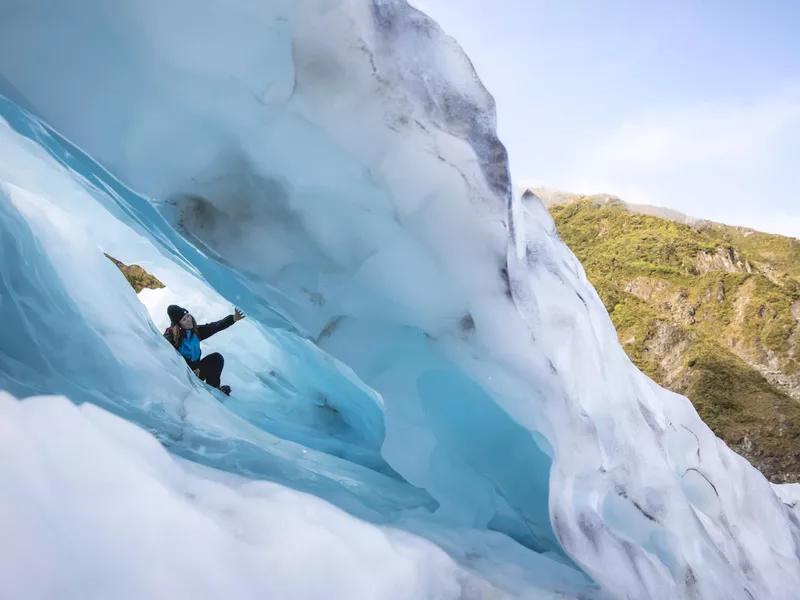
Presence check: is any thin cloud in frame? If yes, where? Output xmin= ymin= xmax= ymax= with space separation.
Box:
xmin=545 ymin=83 xmax=800 ymax=237
xmin=581 ymin=85 xmax=800 ymax=174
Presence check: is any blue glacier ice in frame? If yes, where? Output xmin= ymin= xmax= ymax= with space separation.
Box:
xmin=1 ymin=0 xmax=800 ymax=598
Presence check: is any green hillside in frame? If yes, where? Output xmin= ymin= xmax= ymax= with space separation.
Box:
xmin=105 ymin=254 xmax=164 ymax=294
xmin=544 ymin=194 xmax=800 ymax=483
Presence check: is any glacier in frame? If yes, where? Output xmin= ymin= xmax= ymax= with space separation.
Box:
xmin=1 ymin=0 xmax=800 ymax=598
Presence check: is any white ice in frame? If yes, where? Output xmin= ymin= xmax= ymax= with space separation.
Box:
xmin=0 ymin=107 xmax=597 ymax=599
xmin=0 ymin=391 xmax=490 ymax=600
xmin=1 ymin=0 xmax=800 ymax=598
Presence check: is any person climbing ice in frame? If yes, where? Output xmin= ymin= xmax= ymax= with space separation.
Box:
xmin=164 ymin=304 xmax=245 ymax=396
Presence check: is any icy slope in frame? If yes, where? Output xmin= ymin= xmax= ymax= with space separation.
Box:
xmin=0 ymin=392 xmax=485 ymax=600
xmin=0 ymin=103 xmax=597 ymax=599
xmin=0 ymin=113 xmax=428 ymax=519
xmin=1 ymin=0 xmax=800 ymax=598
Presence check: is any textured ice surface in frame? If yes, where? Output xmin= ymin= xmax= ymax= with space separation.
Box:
xmin=0 ymin=105 xmax=597 ymax=599
xmin=0 ymin=110 xmax=434 ymax=521
xmin=0 ymin=391 xmax=492 ymax=600
xmin=2 ymin=0 xmax=800 ymax=598
xmin=774 ymin=483 xmax=800 ymax=518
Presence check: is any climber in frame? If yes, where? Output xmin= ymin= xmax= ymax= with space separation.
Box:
xmin=164 ymin=304 xmax=245 ymax=396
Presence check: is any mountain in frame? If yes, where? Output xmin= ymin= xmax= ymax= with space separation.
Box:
xmin=104 ymin=254 xmax=164 ymax=293
xmin=529 ymin=186 xmax=706 ymax=225
xmin=536 ymin=190 xmax=800 ymax=482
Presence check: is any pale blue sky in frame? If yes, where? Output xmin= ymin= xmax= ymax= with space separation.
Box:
xmin=414 ymin=0 xmax=800 ymax=236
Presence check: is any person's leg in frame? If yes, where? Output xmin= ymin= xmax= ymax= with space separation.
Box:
xmin=198 ymin=352 xmax=224 ymax=388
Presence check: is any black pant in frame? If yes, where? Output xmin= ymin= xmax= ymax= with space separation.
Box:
xmin=197 ymin=352 xmax=224 ymax=388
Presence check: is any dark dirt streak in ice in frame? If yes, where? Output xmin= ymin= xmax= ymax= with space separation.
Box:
xmin=682 ymin=468 xmax=719 ymax=498
xmin=369 ymin=1 xmax=512 ymax=201
xmin=615 ymin=484 xmax=659 ymax=524
xmin=459 ymin=313 xmax=475 ymax=333
xmin=680 ymin=424 xmax=702 ymax=462
xmin=317 ymin=315 xmax=345 ymax=342
xmin=499 ymin=264 xmax=513 ymax=300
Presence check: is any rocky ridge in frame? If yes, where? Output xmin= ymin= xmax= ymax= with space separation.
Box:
xmin=535 ymin=190 xmax=800 ymax=482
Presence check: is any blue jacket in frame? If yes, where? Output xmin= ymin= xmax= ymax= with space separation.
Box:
xmin=164 ymin=314 xmax=235 ymax=368
xmin=178 ymin=330 xmax=201 ymax=363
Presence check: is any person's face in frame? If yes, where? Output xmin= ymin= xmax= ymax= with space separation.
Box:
xmin=179 ymin=313 xmax=194 ymax=330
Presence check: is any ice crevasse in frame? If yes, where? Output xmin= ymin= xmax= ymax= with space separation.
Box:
xmin=1 ymin=0 xmax=800 ymax=598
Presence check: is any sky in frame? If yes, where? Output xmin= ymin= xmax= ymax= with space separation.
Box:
xmin=412 ymin=0 xmax=800 ymax=237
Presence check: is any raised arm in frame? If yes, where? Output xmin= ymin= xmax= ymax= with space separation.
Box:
xmin=196 ymin=309 xmax=245 ymax=341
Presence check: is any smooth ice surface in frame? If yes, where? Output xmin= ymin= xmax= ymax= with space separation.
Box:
xmin=2 ymin=0 xmax=800 ymax=598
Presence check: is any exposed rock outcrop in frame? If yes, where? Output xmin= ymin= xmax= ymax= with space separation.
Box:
xmin=547 ymin=195 xmax=800 ymax=483
xmin=105 ymin=254 xmax=164 ymax=294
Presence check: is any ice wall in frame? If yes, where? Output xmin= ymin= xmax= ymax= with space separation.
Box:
xmin=2 ymin=0 xmax=800 ymax=598
xmin=0 ymin=113 xmax=429 ymax=519
xmin=0 ymin=104 xmax=599 ymax=599
xmin=0 ymin=0 xmax=564 ymax=557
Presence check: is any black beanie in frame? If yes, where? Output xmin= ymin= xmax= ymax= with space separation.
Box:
xmin=167 ymin=305 xmax=188 ymax=325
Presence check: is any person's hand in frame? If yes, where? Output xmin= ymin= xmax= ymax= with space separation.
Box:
xmin=234 ymin=308 xmax=245 ymax=322
xmin=193 ymin=368 xmax=200 ymax=377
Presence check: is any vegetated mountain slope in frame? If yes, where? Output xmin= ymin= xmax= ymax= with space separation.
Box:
xmin=105 ymin=254 xmax=164 ymax=293
xmin=539 ymin=192 xmax=800 ymax=483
